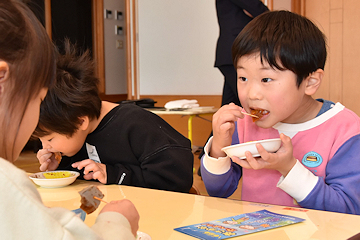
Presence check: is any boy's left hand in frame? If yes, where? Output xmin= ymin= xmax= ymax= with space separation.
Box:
xmin=231 ymin=133 xmax=297 ymax=177
xmin=72 ymin=160 xmax=107 ymax=184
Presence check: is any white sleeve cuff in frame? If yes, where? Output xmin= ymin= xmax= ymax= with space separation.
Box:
xmin=202 ymin=137 xmax=232 ymax=175
xmin=277 ymin=160 xmax=319 ymax=202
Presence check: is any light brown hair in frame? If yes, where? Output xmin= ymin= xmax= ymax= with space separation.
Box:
xmin=0 ymin=0 xmax=56 ymax=160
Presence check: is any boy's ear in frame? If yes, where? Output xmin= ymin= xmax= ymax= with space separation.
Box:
xmin=0 ymin=61 xmax=10 ymax=95
xmin=78 ymin=116 xmax=90 ymax=131
xmin=304 ymin=69 xmax=323 ymax=95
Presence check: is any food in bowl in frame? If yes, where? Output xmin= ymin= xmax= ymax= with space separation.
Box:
xmin=43 ymin=171 xmax=70 ymax=179
xmin=221 ymin=138 xmax=281 ymax=159
xmin=29 ymin=170 xmax=80 ymax=188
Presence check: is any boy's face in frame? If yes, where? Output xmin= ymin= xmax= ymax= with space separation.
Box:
xmin=236 ymin=53 xmax=309 ymax=128
xmin=39 ymin=129 xmax=88 ymax=157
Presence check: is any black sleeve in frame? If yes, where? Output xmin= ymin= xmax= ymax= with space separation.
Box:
xmin=106 ymin=143 xmax=194 ymax=193
xmin=136 ymin=144 xmax=194 ymax=193
xmin=229 ymin=0 xmax=269 ymax=17
xmin=91 ymin=105 xmax=194 ymax=193
xmin=133 ymin=111 xmax=194 ymax=193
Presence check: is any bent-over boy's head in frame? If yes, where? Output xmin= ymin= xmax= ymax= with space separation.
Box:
xmin=33 ymin=40 xmax=101 ymax=138
xmin=232 ymin=10 xmax=327 ymax=87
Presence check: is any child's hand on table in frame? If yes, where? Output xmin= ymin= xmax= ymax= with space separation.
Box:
xmin=36 ymin=149 xmax=60 ymax=171
xmin=72 ymin=160 xmax=107 ymax=184
xmin=100 ymin=199 xmax=140 ymax=237
xmin=231 ymin=133 xmax=297 ymax=177
xmin=211 ymin=103 xmax=245 ymax=158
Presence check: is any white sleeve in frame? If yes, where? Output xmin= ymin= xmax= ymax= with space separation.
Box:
xmin=91 ymin=212 xmax=135 ymax=240
xmin=277 ymin=160 xmax=319 ymax=202
xmin=202 ymin=137 xmax=232 ymax=175
xmin=0 ymin=158 xmax=134 ymax=240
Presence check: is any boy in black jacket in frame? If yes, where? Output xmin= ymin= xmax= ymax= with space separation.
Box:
xmin=33 ymin=42 xmax=193 ymax=193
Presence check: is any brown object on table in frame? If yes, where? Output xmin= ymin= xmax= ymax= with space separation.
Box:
xmin=78 ymin=185 xmax=105 ymax=214
xmin=348 ymin=232 xmax=360 ymax=240
xmin=94 ymin=196 xmax=108 ymax=203
xmin=54 ymin=152 xmax=62 ymax=164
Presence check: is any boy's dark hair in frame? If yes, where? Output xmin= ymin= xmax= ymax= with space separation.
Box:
xmin=232 ymin=10 xmax=327 ymax=87
xmin=33 ymin=40 xmax=101 ymax=138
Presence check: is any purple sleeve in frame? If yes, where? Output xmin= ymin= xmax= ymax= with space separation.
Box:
xmin=232 ymin=123 xmax=239 ymax=145
xmin=200 ymin=158 xmax=242 ymax=198
xmin=298 ymin=135 xmax=360 ymax=214
xmin=200 ymin=125 xmax=242 ymax=198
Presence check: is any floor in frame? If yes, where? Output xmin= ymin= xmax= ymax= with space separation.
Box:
xmin=15 ymin=150 xmax=241 ymax=199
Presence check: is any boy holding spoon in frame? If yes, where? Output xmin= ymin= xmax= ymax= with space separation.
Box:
xmin=201 ymin=10 xmax=360 ymax=214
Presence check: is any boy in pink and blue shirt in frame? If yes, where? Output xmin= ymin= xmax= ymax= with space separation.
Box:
xmin=201 ymin=10 xmax=360 ymax=215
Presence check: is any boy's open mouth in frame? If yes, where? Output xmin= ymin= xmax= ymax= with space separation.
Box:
xmin=250 ymin=108 xmax=269 ymax=122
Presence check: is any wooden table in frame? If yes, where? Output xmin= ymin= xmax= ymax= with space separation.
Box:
xmin=37 ymin=180 xmax=360 ymax=240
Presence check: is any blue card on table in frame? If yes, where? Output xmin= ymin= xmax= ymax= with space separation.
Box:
xmin=174 ymin=209 xmax=305 ymax=240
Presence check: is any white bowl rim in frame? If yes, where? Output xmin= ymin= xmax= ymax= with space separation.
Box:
xmin=221 ymin=138 xmax=281 ymax=151
xmin=29 ymin=170 xmax=80 ymax=181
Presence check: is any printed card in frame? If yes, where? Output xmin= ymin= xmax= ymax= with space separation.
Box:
xmin=174 ymin=209 xmax=305 ymax=239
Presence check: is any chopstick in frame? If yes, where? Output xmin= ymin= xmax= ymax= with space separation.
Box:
xmin=241 ymin=110 xmax=259 ymax=118
xmin=94 ymin=196 xmax=108 ymax=203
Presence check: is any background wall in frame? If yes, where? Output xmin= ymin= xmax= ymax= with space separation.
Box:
xmin=273 ymin=0 xmax=291 ymax=10
xmin=137 ymin=0 xmax=223 ymax=95
xmin=307 ymin=0 xmax=360 ymax=116
xmin=102 ymin=0 xmax=360 ymax=146
xmin=103 ymin=0 xmax=127 ymax=95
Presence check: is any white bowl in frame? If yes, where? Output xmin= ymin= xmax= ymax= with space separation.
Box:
xmin=29 ymin=170 xmax=80 ymax=188
xmin=221 ymin=138 xmax=281 ymax=159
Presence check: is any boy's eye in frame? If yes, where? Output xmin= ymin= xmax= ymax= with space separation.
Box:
xmin=239 ymin=77 xmax=247 ymax=82
xmin=47 ymin=138 xmax=53 ymax=142
xmin=261 ymin=78 xmax=273 ymax=83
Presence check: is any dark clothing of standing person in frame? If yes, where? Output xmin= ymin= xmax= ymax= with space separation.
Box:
xmin=197 ymin=1 xmax=269 ymax=170
xmin=215 ymin=0 xmax=269 ymax=106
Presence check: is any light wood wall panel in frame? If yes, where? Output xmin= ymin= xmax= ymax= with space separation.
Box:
xmin=307 ymin=0 xmax=360 ymax=116
xmin=342 ymin=0 xmax=360 ymax=114
xmin=328 ymin=3 xmax=343 ymax=103
xmin=306 ymin=0 xmax=331 ymax=102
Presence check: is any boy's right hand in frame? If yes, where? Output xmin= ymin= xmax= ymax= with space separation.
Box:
xmin=36 ymin=149 xmax=60 ymax=171
xmin=100 ymin=199 xmax=140 ymax=237
xmin=211 ymin=103 xmax=245 ymax=158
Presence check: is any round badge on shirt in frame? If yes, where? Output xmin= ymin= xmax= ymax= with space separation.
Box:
xmin=302 ymin=151 xmax=323 ymax=168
